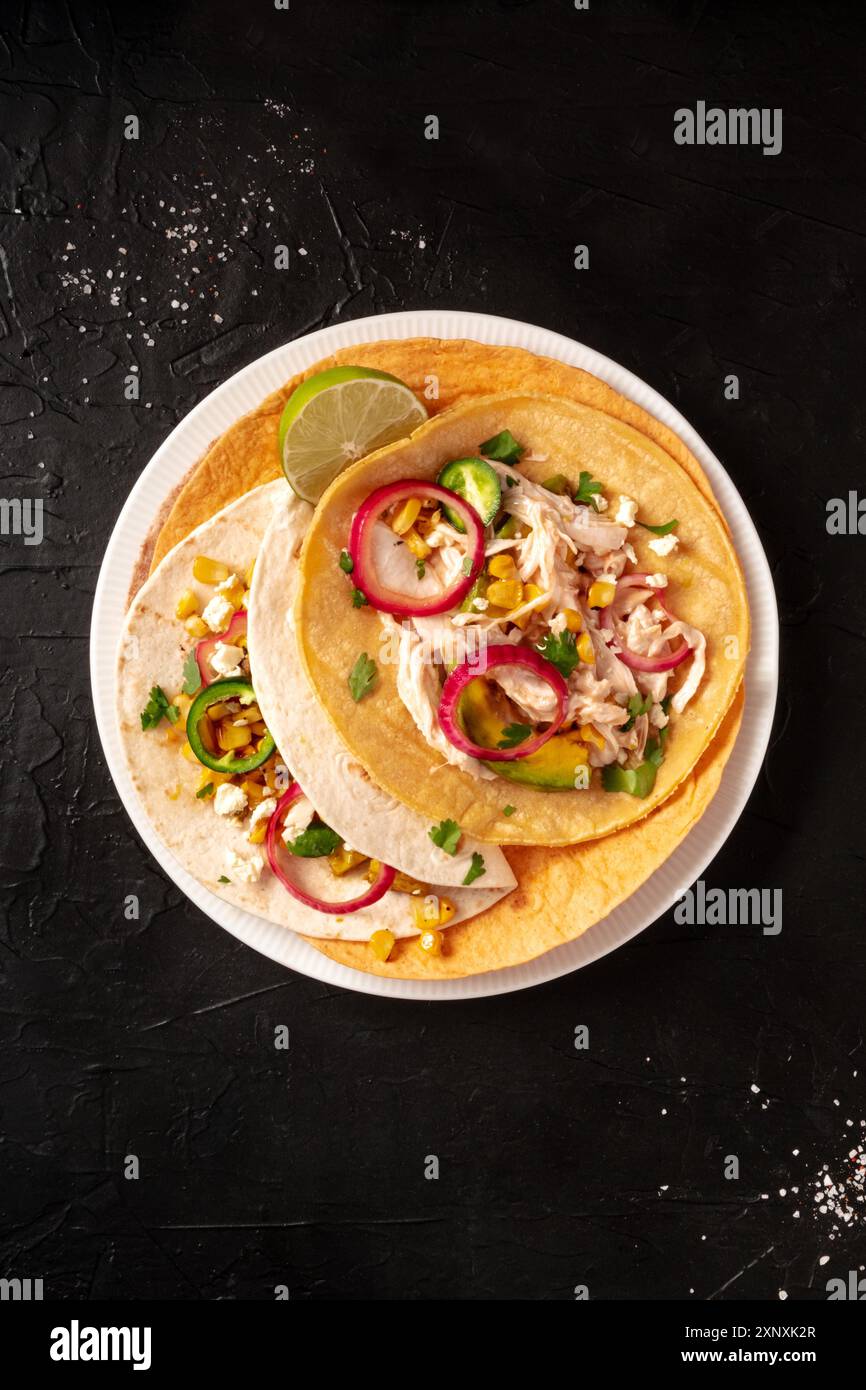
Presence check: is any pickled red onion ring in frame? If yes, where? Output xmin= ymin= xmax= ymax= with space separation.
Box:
xmin=438 ymin=643 xmax=568 ymax=762
xmin=349 ymin=481 xmax=484 ymax=616
xmin=266 ymin=782 xmax=396 ymax=914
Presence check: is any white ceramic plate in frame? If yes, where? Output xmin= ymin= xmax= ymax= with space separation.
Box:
xmin=90 ymin=310 xmax=778 ymax=1000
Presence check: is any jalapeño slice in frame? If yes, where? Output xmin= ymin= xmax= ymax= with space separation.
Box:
xmin=436 ymin=457 xmax=501 ymax=530
xmin=186 ymin=678 xmax=275 ymax=774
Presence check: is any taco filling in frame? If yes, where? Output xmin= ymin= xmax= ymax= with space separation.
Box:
xmin=344 ymin=435 xmax=707 ymax=798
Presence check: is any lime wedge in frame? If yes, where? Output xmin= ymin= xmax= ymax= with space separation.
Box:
xmin=278 ymin=366 xmax=427 ymax=503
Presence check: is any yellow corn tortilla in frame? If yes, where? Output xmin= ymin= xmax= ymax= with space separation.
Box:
xmin=139 ymin=337 xmax=747 ymax=979
xmin=295 ymin=393 xmax=749 ymax=846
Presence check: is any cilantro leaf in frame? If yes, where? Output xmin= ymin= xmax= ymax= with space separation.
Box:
xmin=415 ymin=558 xmax=426 ymax=579
xmin=462 ymin=851 xmax=486 ymax=886
xmin=339 ymin=549 xmax=354 ymax=573
xmin=348 ymin=652 xmax=377 ymax=702
xmin=574 ymin=470 xmax=604 ymax=511
xmin=503 ymin=804 xmax=516 ymax=817
xmin=536 ymin=629 xmax=580 ymax=679
xmin=196 ymin=782 xmax=215 ymax=800
xmin=497 ymin=722 xmax=532 ymax=749
xmin=638 ymin=518 xmax=679 ymax=537
xmin=479 ymin=430 xmax=524 ymax=466
xmin=181 ymin=650 xmax=201 ymax=696
xmin=285 ymin=825 xmax=343 ymax=858
xmin=140 ymin=685 xmax=180 ymax=731
xmin=351 ymin=587 xmax=368 ymax=608
xmin=622 ymin=691 xmax=653 ymax=732
xmin=429 ymin=819 xmax=462 ymax=855
xmin=218 ymin=875 xmax=230 ymax=884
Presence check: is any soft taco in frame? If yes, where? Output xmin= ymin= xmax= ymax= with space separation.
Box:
xmin=294 ymin=394 xmax=749 ymax=846
xmin=116 ymin=480 xmax=514 ymax=948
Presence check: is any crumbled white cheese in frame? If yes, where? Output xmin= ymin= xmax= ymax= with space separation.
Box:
xmin=645 ymin=573 xmax=669 ymax=588
xmin=281 ymin=794 xmax=316 ymax=844
xmin=202 ymin=593 xmax=234 ymax=632
xmin=597 ymin=572 xmax=618 ymax=586
xmin=248 ymin=797 xmax=277 ymax=840
xmin=615 ymin=495 xmax=638 ymax=527
xmin=593 ymin=494 xmax=609 ymax=512
xmin=210 ymin=641 xmax=245 ymax=678
xmin=648 ymin=533 xmax=679 ymax=557
xmin=624 ymin=542 xmax=638 ymax=564
xmin=215 ymin=572 xmax=243 ymax=595
xmin=224 ymin=848 xmax=264 ymax=884
xmin=548 ymin=612 xmax=568 ymax=635
xmin=650 ymin=702 xmax=669 ymax=729
xmin=214 ymin=783 xmax=248 ymax=818
xmin=472 ymin=597 xmax=489 ymax=611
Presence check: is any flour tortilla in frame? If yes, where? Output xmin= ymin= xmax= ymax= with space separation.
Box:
xmin=295 ymin=394 xmax=750 ymax=846
xmin=116 ymin=482 xmax=511 ymax=940
xmin=246 ymin=488 xmax=515 ymax=890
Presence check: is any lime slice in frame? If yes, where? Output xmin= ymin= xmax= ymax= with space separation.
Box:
xmin=279 ymin=366 xmax=427 ymax=503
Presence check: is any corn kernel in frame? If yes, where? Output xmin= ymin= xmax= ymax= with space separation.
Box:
xmin=403 ymin=526 xmax=431 ymax=560
xmin=248 ymin=820 xmax=268 ymax=845
xmin=175 ymin=589 xmax=198 ymax=619
xmin=240 ymin=779 xmax=266 ymax=805
xmin=588 ymin=580 xmax=616 ymax=609
xmin=391 ymin=497 xmax=422 ymax=534
xmin=577 ymin=631 xmax=595 ymax=664
xmin=206 ymin=701 xmax=231 ymax=721
xmin=369 ymin=929 xmax=395 ymax=962
xmin=488 ymin=553 xmax=518 ymax=579
xmin=486 ymin=578 xmax=524 ymax=610
xmin=184 ymin=615 xmax=209 ymax=639
xmin=193 ymin=556 xmax=230 ymax=585
xmin=218 ymin=577 xmax=245 ymax=610
xmin=579 ymin=723 xmax=605 ymax=750
xmin=330 ymin=847 xmax=369 ymax=877
xmin=562 ymin=607 xmax=582 ymax=632
xmin=180 ymin=740 xmax=198 ymax=763
xmin=412 ymin=894 xmax=455 ymax=930
xmin=217 ymin=722 xmax=249 ymax=751
xmin=417 ymin=928 xmax=443 ymax=957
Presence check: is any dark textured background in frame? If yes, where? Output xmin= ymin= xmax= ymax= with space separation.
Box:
xmin=1 ymin=0 xmax=864 ymax=1301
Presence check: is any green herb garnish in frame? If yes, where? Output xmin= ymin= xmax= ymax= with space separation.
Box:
xmin=461 ymin=556 xmax=473 ymax=576
xmin=462 ymin=851 xmax=486 ymax=886
xmin=351 ymin=587 xmax=368 ymax=607
xmin=536 ymin=629 xmax=580 ymax=679
xmin=218 ymin=875 xmax=230 ymax=884
xmin=638 ymin=518 xmax=679 ymax=537
xmin=622 ymin=691 xmax=653 ymax=732
xmin=348 ymin=652 xmax=377 ymax=702
xmin=503 ymin=804 xmax=516 ymax=817
xmin=574 ymin=470 xmax=604 ymax=511
xmin=339 ymin=549 xmax=354 ymax=573
xmin=497 ymin=722 xmax=532 ymax=749
xmin=285 ymin=825 xmax=343 ymax=857
xmin=140 ymin=685 xmax=180 ymax=731
xmin=429 ymin=819 xmax=462 ymax=855
xmin=181 ymin=650 xmax=202 ymax=696
xmin=415 ymin=558 xmax=426 ymax=579
xmin=479 ymin=429 xmax=524 ymax=466
xmin=196 ymin=782 xmax=215 ymax=800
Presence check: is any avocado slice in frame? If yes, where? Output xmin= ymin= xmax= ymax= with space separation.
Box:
xmin=458 ymin=678 xmax=590 ymax=790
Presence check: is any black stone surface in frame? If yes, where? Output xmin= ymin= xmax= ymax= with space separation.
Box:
xmin=1 ymin=0 xmax=864 ymax=1301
